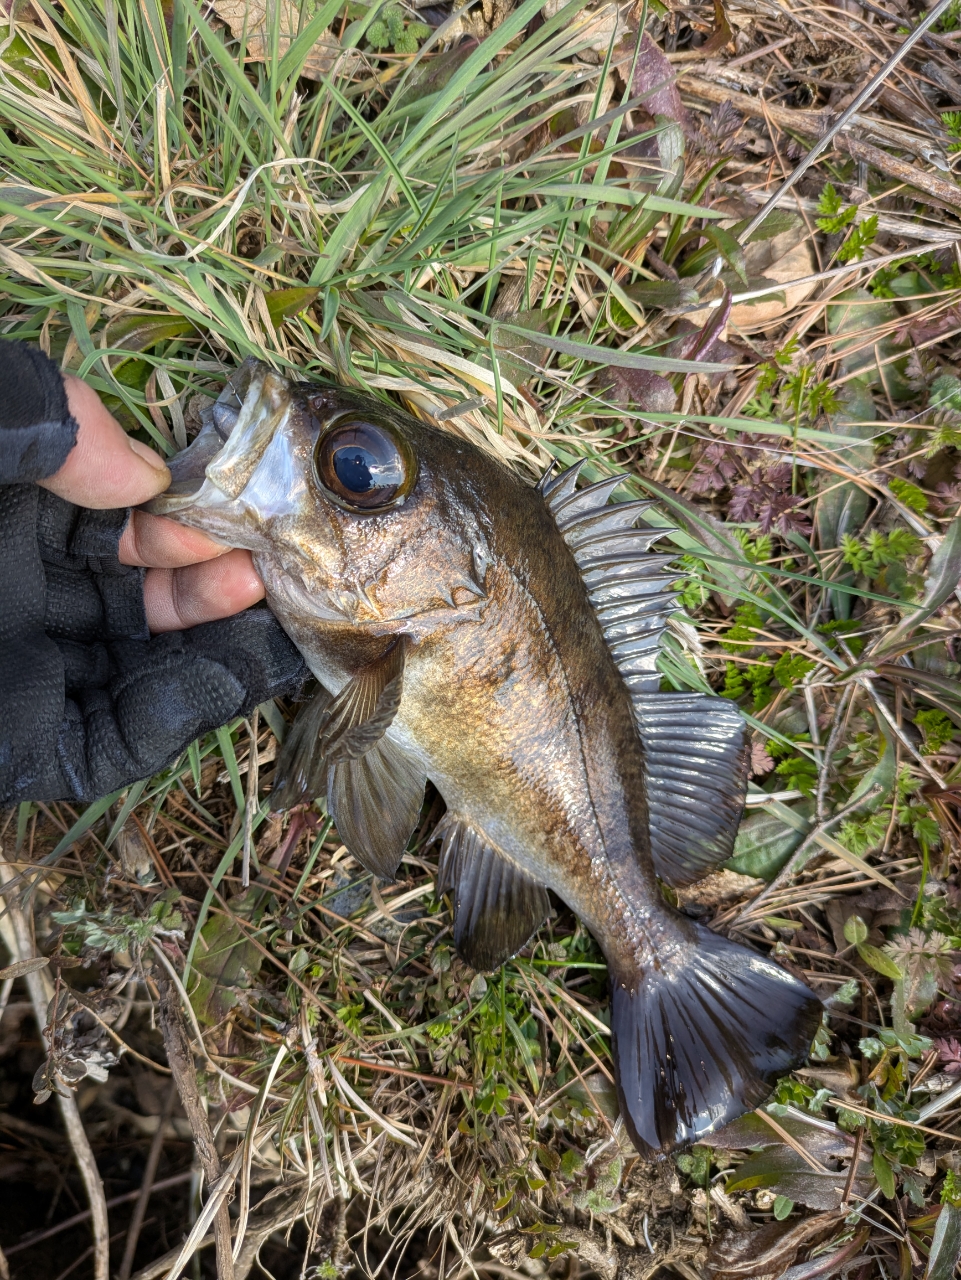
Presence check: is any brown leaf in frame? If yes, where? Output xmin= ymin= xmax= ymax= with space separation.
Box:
xmin=211 ymin=0 xmax=348 ymax=80
xmin=676 ymin=869 xmax=763 ymax=911
xmin=0 ymin=956 xmax=48 ymax=981
xmin=700 ymin=0 xmax=734 ymax=56
xmin=602 ymin=366 xmax=676 ymax=412
xmin=706 ymin=1211 xmax=843 ymax=1280
xmin=632 ymin=32 xmax=691 ymax=132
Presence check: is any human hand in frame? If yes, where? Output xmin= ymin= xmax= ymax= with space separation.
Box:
xmin=40 ymin=374 xmax=265 ymax=632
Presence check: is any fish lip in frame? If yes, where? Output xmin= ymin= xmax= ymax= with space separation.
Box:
xmin=142 ymin=477 xmax=208 ymax=516
xmin=142 ymin=359 xmax=276 ymax=517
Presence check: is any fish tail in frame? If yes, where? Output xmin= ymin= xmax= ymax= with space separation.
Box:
xmin=609 ymin=922 xmax=821 ymax=1157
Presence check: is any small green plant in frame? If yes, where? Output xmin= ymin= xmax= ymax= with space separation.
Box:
xmin=52 ymin=890 xmax=184 ymax=955
xmin=931 ymin=374 xmax=961 ymax=412
xmin=888 ymin=476 xmax=929 ymax=515
xmin=815 ymin=183 xmax=876 ymax=262
xmin=721 ymin=602 xmax=766 ymax=651
xmin=844 ymin=915 xmax=902 ymax=980
xmin=840 ymin=529 xmax=922 ymax=580
xmin=816 ymin=183 xmax=857 ymax=234
xmin=943 ymin=111 xmax=961 ymax=152
xmin=367 ymin=4 xmax=431 ymax=53
xmin=837 ymin=810 xmax=889 ymax=856
xmin=915 ymin=708 xmax=955 ymax=755
xmin=769 ymin=737 xmax=819 ymax=795
xmin=772 ymin=651 xmax=815 ymax=689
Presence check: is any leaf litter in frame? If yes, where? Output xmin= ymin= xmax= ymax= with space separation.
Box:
xmin=1 ymin=0 xmax=961 ymax=1276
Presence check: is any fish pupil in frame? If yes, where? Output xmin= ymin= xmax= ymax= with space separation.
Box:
xmin=334 ymin=447 xmax=377 ymax=493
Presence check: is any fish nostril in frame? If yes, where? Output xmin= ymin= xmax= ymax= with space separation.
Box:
xmin=212 ymin=401 xmax=241 ymax=439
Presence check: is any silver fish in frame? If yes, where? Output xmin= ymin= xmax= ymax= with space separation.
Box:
xmin=151 ymin=359 xmax=821 ymax=1156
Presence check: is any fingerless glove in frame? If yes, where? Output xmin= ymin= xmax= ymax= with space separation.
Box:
xmin=0 ymin=341 xmax=308 ymax=805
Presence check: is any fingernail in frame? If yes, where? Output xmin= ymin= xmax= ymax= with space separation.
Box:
xmin=129 ymin=438 xmax=171 ymax=472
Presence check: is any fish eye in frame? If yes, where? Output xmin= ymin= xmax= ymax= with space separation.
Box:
xmin=313 ymin=417 xmax=416 ymax=512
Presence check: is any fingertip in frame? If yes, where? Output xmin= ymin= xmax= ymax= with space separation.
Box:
xmin=41 ymin=375 xmax=172 ymax=508
xmin=144 ymin=550 xmax=265 ymax=633
xmin=119 ymin=510 xmax=232 ymax=568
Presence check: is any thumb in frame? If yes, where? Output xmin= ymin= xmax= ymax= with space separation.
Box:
xmin=39 ymin=374 xmax=171 ymax=509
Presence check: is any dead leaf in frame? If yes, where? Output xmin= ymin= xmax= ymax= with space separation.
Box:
xmin=601 ymin=365 xmax=676 ymax=412
xmin=706 ymin=1211 xmax=844 ymax=1280
xmin=189 ymin=909 xmax=263 ymax=1027
xmin=211 ymin=0 xmax=349 ymax=80
xmin=700 ymin=0 xmax=734 ymax=56
xmin=686 ymin=226 xmax=818 ymax=331
xmin=632 ymin=32 xmax=692 ymax=134
xmin=0 ymin=956 xmax=48 ymax=981
xmin=676 ymin=869 xmax=763 ymax=911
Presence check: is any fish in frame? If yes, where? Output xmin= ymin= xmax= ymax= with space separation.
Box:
xmin=150 ymin=358 xmax=821 ymax=1157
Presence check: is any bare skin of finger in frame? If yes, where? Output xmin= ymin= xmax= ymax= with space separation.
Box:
xmin=143 ymin=549 xmax=265 ymax=633
xmin=119 ymin=509 xmax=231 ymax=569
xmin=40 ymin=375 xmax=170 ymax=509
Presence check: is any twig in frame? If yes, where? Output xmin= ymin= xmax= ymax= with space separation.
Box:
xmin=156 ymin=967 xmax=236 ymax=1280
xmin=841 ymin=1126 xmax=864 ymax=1208
xmin=679 ymin=74 xmax=961 ymax=215
xmin=0 ymin=852 xmax=110 ymax=1280
xmin=117 ymin=1079 xmax=179 ymax=1280
xmin=734 ymin=784 xmax=883 ymax=923
xmin=242 ymin=709 xmax=259 ymax=889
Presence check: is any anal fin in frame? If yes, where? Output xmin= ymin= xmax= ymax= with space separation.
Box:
xmin=435 ymin=818 xmax=550 ymax=971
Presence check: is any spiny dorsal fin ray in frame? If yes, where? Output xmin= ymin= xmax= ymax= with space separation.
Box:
xmin=551 ymin=475 xmax=625 ymax=527
xmin=539 ymin=458 xmax=585 ymax=502
xmin=436 ymin=817 xmax=551 ymax=972
xmin=542 ymin=462 xmax=749 ymax=883
xmin=562 ymin=499 xmax=655 ymax=547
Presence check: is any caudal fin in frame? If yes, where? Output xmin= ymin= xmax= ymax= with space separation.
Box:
xmin=610 ymin=923 xmax=821 ymax=1157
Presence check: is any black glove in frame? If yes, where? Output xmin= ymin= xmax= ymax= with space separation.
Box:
xmin=0 ymin=341 xmax=309 ymax=806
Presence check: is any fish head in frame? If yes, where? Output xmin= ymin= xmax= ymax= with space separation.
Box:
xmin=147 ymin=359 xmax=496 ymax=637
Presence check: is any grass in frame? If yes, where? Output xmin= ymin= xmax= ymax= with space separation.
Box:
xmin=2 ymin=0 xmax=961 ymax=1277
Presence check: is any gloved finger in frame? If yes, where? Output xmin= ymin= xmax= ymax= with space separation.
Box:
xmin=39 ymin=375 xmax=171 ymax=509
xmin=143 ymin=548 xmax=265 ymax=633
xmin=119 ymin=508 xmax=231 ymax=569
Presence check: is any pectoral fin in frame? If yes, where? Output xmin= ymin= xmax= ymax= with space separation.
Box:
xmin=270 ymin=685 xmax=335 ymax=811
xmin=321 ymin=638 xmax=407 ymax=762
xmin=270 ymin=638 xmax=424 ymax=879
xmin=436 ymin=817 xmax=550 ymax=972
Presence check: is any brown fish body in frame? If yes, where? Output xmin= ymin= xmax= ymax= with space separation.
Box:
xmin=152 ymin=361 xmax=820 ymax=1155
xmin=260 ymin=409 xmax=673 ymax=973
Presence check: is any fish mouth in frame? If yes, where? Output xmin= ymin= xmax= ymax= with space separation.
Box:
xmin=144 ymin=359 xmax=281 ymax=518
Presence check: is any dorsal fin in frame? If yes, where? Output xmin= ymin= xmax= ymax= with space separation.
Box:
xmin=543 ymin=463 xmax=749 ymax=885
xmin=633 ymin=691 xmax=749 ymax=885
